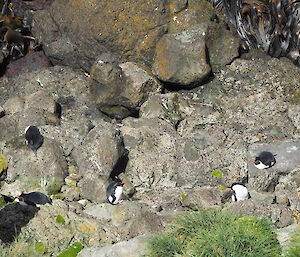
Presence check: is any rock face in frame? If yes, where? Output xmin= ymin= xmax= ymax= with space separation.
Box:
xmin=31 ymin=0 xmax=170 ymax=70
xmin=1 ymin=137 xmax=68 ymax=195
xmin=248 ymin=141 xmax=300 ymax=192
xmin=84 ymin=202 xmax=163 ymax=239
xmin=89 ymin=54 xmax=161 ymax=117
xmin=78 ymin=235 xmax=150 ymax=257
xmin=30 ymin=0 xmax=239 ymax=75
xmin=153 ymin=25 xmax=211 ymax=87
xmin=72 ymin=121 xmax=123 ymax=203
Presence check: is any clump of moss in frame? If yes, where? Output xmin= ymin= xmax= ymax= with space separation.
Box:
xmin=58 ymin=242 xmax=83 ymax=257
xmin=146 ymin=209 xmax=281 ymax=257
xmin=0 ymin=153 xmax=8 ymax=177
xmin=285 ymin=226 xmax=300 ymax=257
xmin=46 ymin=180 xmax=62 ymax=195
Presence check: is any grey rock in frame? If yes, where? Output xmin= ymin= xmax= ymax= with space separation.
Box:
xmin=3 ymin=96 xmax=25 ymax=115
xmin=275 ymin=168 xmax=300 ymax=211
xmin=248 ymin=140 xmax=300 ymax=191
xmin=21 ymin=200 xmax=121 ymax=254
xmin=276 ymin=223 xmax=299 ymax=253
xmin=89 ymin=57 xmax=161 ymax=118
xmin=1 ymin=137 xmax=68 ymax=195
xmin=206 ymin=23 xmax=240 ymax=71
xmin=288 ymin=104 xmax=300 ymax=130
xmin=226 ymin=199 xmax=293 ymax=228
xmin=153 ymin=25 xmax=211 ymax=87
xmin=84 ymin=201 xmax=163 ymax=239
xmin=136 ymin=187 xmax=222 ymax=211
xmin=0 ymin=66 xmax=103 ymax=156
xmin=72 ymin=121 xmax=123 ymax=203
xmin=121 ymin=117 xmax=178 ymax=191
xmin=78 ymin=235 xmax=151 ymax=257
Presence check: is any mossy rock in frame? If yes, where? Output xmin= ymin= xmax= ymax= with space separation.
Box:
xmin=46 ymin=179 xmax=62 ymax=195
xmin=0 ymin=153 xmax=8 ymax=177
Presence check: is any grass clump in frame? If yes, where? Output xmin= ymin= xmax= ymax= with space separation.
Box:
xmin=285 ymin=226 xmax=300 ymax=257
xmin=146 ymin=209 xmax=281 ymax=257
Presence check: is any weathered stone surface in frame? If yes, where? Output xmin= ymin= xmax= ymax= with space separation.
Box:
xmin=5 ymin=51 xmax=52 ymax=78
xmin=0 ymin=137 xmax=68 ymax=195
xmin=275 ymin=168 xmax=300 ymax=211
xmin=3 ymin=96 xmax=25 ymax=115
xmin=79 ymin=235 xmax=151 ymax=257
xmin=276 ymin=224 xmax=299 ymax=253
xmin=248 ymin=141 xmax=300 ymax=192
xmin=288 ymin=104 xmax=300 ymax=130
xmin=153 ymin=25 xmax=211 ymax=87
xmin=84 ymin=202 xmax=163 ymax=239
xmin=206 ymin=23 xmax=240 ymax=71
xmin=121 ymin=117 xmax=178 ymax=192
xmin=72 ymin=121 xmax=123 ymax=203
xmin=225 ymin=199 xmax=294 ymax=228
xmin=21 ymin=200 xmax=120 ymax=254
xmin=31 ymin=0 xmax=170 ymax=70
xmin=0 ymin=66 xmax=103 ymax=155
xmin=168 ymin=0 xmax=216 ymax=33
xmin=89 ymin=55 xmax=161 ymax=117
xmin=136 ymin=187 xmax=222 ymax=211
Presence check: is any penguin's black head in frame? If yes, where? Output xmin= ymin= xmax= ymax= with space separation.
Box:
xmin=254 ymin=157 xmax=261 ymax=165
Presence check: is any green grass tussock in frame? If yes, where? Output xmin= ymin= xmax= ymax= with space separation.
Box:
xmin=146 ymin=209 xmax=281 ymax=257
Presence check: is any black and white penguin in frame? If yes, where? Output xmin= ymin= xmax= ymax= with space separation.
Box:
xmin=231 ymin=183 xmax=251 ymax=202
xmin=16 ymin=192 xmax=52 ymax=207
xmin=25 ymin=125 xmax=44 ymax=156
xmin=106 ymin=177 xmax=125 ymax=205
xmin=253 ymin=151 xmax=276 ymax=170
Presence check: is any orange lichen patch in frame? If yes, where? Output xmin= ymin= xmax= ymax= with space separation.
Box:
xmin=168 ymin=0 xmax=216 ymax=33
xmin=78 ymin=221 xmax=97 ymax=235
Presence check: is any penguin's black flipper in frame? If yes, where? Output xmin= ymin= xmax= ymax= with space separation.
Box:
xmin=1 ymin=194 xmax=15 ymax=203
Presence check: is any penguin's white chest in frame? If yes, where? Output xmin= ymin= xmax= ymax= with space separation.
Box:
xmin=232 ymin=185 xmax=249 ymax=202
xmin=108 ymin=186 xmax=124 ymax=204
xmin=254 ymin=162 xmax=269 ymax=170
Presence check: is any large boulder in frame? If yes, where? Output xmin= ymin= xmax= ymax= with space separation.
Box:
xmin=31 ymin=0 xmax=170 ymax=70
xmin=153 ymin=25 xmax=211 ymax=88
xmin=248 ymin=140 xmax=300 ymax=192
xmin=89 ymin=54 xmax=161 ymax=118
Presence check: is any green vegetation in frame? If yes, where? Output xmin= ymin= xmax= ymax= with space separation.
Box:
xmin=0 ymin=236 xmax=40 ymax=257
xmin=34 ymin=242 xmax=48 ymax=254
xmin=56 ymin=214 xmax=66 ymax=225
xmin=0 ymin=153 xmax=8 ymax=176
xmin=146 ymin=209 xmax=282 ymax=257
xmin=285 ymin=226 xmax=300 ymax=257
xmin=58 ymin=242 xmax=83 ymax=257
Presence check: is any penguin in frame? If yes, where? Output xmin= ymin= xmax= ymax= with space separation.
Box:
xmin=106 ymin=177 xmax=125 ymax=205
xmin=15 ymin=192 xmax=52 ymax=207
xmin=25 ymin=125 xmax=44 ymax=156
xmin=253 ymin=151 xmax=276 ymax=170
xmin=230 ymin=183 xmax=251 ymax=202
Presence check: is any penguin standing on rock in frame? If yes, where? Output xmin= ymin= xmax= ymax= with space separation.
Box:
xmin=106 ymin=177 xmax=125 ymax=205
xmin=16 ymin=192 xmax=52 ymax=207
xmin=253 ymin=151 xmax=276 ymax=170
xmin=25 ymin=125 xmax=44 ymax=156
xmin=230 ymin=183 xmax=251 ymax=202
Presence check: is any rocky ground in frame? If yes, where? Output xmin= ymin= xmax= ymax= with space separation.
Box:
xmin=0 ymin=0 xmax=299 ymax=256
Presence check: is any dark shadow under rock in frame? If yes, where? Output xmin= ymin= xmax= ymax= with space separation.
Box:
xmin=0 ymin=203 xmax=39 ymax=244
